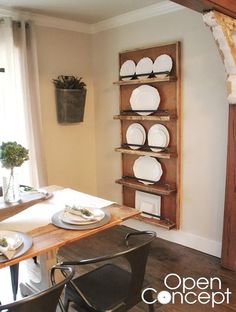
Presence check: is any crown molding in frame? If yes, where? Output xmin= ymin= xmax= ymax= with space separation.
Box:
xmin=91 ymin=1 xmax=184 ymax=33
xmin=0 ymin=1 xmax=184 ymax=34
xmin=0 ymin=7 xmax=92 ymax=33
xmin=31 ymin=13 xmax=91 ymax=33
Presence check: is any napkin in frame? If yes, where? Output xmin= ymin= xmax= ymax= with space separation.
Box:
xmin=65 ymin=205 xmax=97 ymax=221
xmin=0 ymin=236 xmax=22 ymax=260
xmin=0 ymin=245 xmax=16 ymax=260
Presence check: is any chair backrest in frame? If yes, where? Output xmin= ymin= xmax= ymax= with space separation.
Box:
xmin=123 ymin=231 xmax=155 ymax=306
xmin=0 ymin=265 xmax=74 ymax=312
xmin=61 ymin=230 xmax=156 ymax=309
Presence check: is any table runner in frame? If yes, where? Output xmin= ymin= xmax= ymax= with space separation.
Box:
xmin=0 ymin=188 xmax=114 ymax=233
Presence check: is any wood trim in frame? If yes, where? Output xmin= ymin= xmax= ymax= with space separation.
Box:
xmin=113 ymin=76 xmax=176 ymax=85
xmin=135 ymin=215 xmax=176 ymax=230
xmin=115 ymin=147 xmax=176 ymax=159
xmin=170 ymin=0 xmax=236 ymax=19
xmin=221 ymin=105 xmax=236 ymax=271
xmin=113 ymin=114 xmax=176 ymax=121
xmin=116 ymin=178 xmax=176 ymax=196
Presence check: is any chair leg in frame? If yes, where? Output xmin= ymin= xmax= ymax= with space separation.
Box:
xmin=10 ymin=263 xmax=19 ymax=301
xmin=63 ymin=295 xmax=71 ymax=312
xmin=144 ymin=289 xmax=155 ymax=312
xmin=33 ymin=256 xmax=38 ymax=264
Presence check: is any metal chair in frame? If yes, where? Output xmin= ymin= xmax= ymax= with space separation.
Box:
xmin=60 ymin=230 xmax=156 ymax=312
xmin=0 ymin=265 xmax=74 ymax=312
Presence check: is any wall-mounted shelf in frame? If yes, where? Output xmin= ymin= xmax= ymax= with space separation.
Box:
xmin=116 ymin=178 xmax=176 ymax=196
xmin=135 ymin=215 xmax=176 ymax=230
xmin=115 ymin=147 xmax=176 ymax=159
xmin=113 ymin=113 xmax=176 ymax=121
xmin=113 ymin=76 xmax=177 ymax=86
xmin=114 ymin=42 xmax=181 ymax=230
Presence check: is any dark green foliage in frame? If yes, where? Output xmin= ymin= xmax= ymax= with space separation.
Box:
xmin=0 ymin=237 xmax=8 ymax=247
xmin=0 ymin=141 xmax=29 ymax=169
xmin=52 ymin=75 xmax=86 ymax=89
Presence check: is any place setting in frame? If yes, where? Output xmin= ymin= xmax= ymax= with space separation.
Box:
xmin=0 ymin=230 xmax=32 ymax=263
xmin=51 ymin=204 xmax=111 ymax=230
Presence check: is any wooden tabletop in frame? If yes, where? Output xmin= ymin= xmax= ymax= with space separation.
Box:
xmin=0 ymin=190 xmax=139 ymax=269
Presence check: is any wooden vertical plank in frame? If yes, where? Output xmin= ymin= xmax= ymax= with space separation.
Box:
xmin=116 ymin=42 xmax=181 ymax=229
xmin=221 ymin=105 xmax=236 ymax=271
xmin=170 ymin=0 xmax=236 ymax=19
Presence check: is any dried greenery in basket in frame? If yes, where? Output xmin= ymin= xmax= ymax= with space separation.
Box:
xmin=52 ymin=75 xmax=86 ymax=90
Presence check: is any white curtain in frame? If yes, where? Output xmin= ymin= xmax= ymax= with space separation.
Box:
xmin=0 ymin=17 xmax=47 ymax=188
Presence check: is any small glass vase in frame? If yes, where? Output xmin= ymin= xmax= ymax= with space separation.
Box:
xmin=2 ymin=168 xmax=20 ymax=203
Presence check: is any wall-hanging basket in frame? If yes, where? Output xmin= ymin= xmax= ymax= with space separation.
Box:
xmin=55 ymin=88 xmax=87 ymax=123
xmin=53 ymin=75 xmax=87 ymax=124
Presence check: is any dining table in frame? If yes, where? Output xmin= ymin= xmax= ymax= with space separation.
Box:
xmin=0 ymin=185 xmax=140 ymax=302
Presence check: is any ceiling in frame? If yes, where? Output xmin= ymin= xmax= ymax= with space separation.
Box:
xmin=0 ymin=0 xmax=166 ymax=24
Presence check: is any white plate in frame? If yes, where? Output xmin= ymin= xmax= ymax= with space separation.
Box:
xmin=136 ymin=57 xmax=153 ymax=79
xmin=60 ymin=208 xmax=105 ymax=225
xmin=133 ymin=156 xmax=163 ymax=185
xmin=135 ymin=191 xmax=161 ymax=218
xmin=130 ymin=85 xmax=160 ymax=116
xmin=126 ymin=123 xmax=146 ymax=150
xmin=120 ymin=60 xmax=136 ymax=80
xmin=0 ymin=231 xmax=23 ymax=254
xmin=148 ymin=124 xmax=170 ymax=152
xmin=153 ymin=54 xmax=173 ymax=77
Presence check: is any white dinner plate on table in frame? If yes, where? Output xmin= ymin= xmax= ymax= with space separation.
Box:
xmin=59 ymin=208 xmax=105 ymax=225
xmin=136 ymin=57 xmax=153 ymax=79
xmin=0 ymin=231 xmax=32 ymax=263
xmin=153 ymin=54 xmax=173 ymax=77
xmin=133 ymin=156 xmax=163 ymax=185
xmin=126 ymin=123 xmax=146 ymax=149
xmin=148 ymin=124 xmax=170 ymax=152
xmin=0 ymin=231 xmax=23 ymax=253
xmin=52 ymin=209 xmax=111 ymax=230
xmin=120 ymin=60 xmax=136 ymax=80
xmin=130 ymin=85 xmax=160 ymax=116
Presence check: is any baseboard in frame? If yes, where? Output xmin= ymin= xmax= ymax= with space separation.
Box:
xmin=123 ymin=219 xmax=222 ymax=258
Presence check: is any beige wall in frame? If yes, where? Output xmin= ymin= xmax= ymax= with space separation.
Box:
xmin=92 ymin=9 xmax=228 ymax=256
xmin=35 ymin=26 xmax=97 ymax=195
xmin=35 ymin=8 xmax=228 ymax=256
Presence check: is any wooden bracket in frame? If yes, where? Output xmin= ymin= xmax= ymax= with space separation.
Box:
xmin=203 ymin=11 xmax=236 ymax=104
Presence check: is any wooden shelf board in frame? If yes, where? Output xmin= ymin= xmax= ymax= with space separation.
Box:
xmin=135 ymin=215 xmax=176 ymax=230
xmin=113 ymin=76 xmax=177 ymax=85
xmin=116 ymin=178 xmax=176 ymax=196
xmin=115 ymin=147 xmax=176 ymax=159
xmin=113 ymin=114 xmax=176 ymax=121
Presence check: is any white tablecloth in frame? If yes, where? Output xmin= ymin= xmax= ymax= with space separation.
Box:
xmin=0 ymin=188 xmax=114 ymax=233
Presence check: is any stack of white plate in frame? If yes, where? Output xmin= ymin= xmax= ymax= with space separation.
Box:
xmin=126 ymin=123 xmax=146 ymax=150
xmin=120 ymin=60 xmax=136 ymax=80
xmin=148 ymin=124 xmax=170 ymax=152
xmin=133 ymin=156 xmax=163 ymax=185
xmin=60 ymin=206 xmax=105 ymax=225
xmin=130 ymin=85 xmax=160 ymax=116
xmin=136 ymin=57 xmax=153 ymax=79
xmin=153 ymin=54 xmax=173 ymax=77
